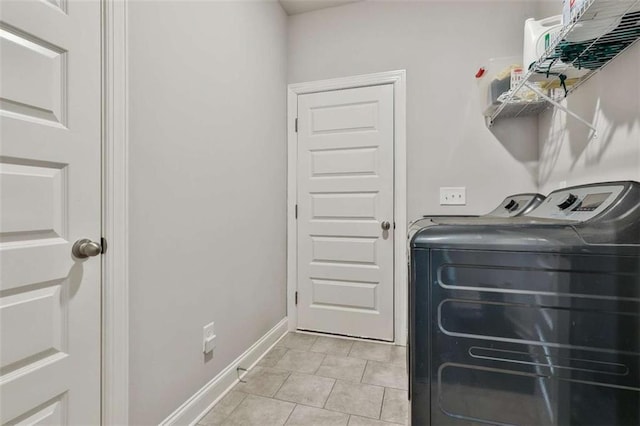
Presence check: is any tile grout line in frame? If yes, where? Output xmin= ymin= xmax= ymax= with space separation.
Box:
xmin=379 ymin=386 xmax=386 ymax=420
xmin=347 ymin=340 xmax=355 ymax=358
xmin=271 ymin=370 xmax=292 ymax=399
xmin=359 ymin=382 xmax=387 ymax=421
xmin=263 ymin=347 xmax=289 ymax=368
xmin=216 ymin=389 xmax=248 ymax=424
xmin=311 ymin=352 xmax=327 ymax=375
xmin=305 ymin=334 xmax=319 ymax=352
xmin=345 ymin=340 xmax=355 ymax=357
xmin=272 ymin=370 xmax=334 ymax=407
xmin=294 ymin=400 xmax=353 ymax=419
xmin=324 ymin=378 xmax=388 ymax=421
xmin=281 ymin=402 xmax=297 ymax=426
xmin=359 ymin=360 xmax=368 ymax=383
xmin=322 ymin=376 xmax=338 ymax=409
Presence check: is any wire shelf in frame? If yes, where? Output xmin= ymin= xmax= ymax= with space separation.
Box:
xmin=487 ymin=0 xmax=640 ymax=126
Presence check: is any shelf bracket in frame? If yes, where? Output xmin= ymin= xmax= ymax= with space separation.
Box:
xmin=485 ymin=116 xmax=493 ymax=128
xmin=524 ymin=82 xmax=597 ymax=138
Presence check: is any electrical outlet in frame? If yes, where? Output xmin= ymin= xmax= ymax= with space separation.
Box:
xmin=440 ymin=187 xmax=466 ymax=205
xmin=203 ymin=322 xmax=216 ymax=354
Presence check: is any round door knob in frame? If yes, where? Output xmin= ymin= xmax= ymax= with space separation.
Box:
xmin=72 ymin=239 xmax=102 ymax=258
xmin=381 ymin=221 xmax=391 ymax=231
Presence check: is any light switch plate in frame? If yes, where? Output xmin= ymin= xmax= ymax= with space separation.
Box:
xmin=440 ymin=187 xmax=466 ymax=205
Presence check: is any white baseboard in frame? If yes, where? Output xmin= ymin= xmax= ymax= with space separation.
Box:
xmin=159 ymin=317 xmax=289 ymax=426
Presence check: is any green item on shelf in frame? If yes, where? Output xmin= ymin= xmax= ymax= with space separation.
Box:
xmin=557 ymin=11 xmax=640 ymax=71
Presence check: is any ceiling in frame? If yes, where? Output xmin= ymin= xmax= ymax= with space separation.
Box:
xmin=279 ymin=0 xmax=361 ymax=15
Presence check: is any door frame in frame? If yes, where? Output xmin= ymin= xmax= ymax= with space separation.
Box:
xmin=102 ymin=0 xmax=129 ymax=424
xmin=286 ymin=70 xmax=407 ymax=345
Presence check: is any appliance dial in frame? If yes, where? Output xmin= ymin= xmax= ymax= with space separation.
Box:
xmin=505 ymin=200 xmax=519 ymax=211
xmin=558 ymin=193 xmax=578 ymax=210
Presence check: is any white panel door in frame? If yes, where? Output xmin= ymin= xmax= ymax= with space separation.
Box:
xmin=0 ymin=0 xmax=102 ymax=424
xmin=297 ymin=84 xmax=394 ymax=341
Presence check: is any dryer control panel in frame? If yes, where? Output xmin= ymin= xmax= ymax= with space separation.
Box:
xmin=408 ymin=193 xmax=546 ymax=240
xmin=528 ymin=184 xmax=626 ymax=222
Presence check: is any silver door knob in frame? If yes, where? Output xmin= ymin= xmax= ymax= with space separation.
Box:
xmin=72 ymin=239 xmax=102 ymax=258
xmin=381 ymin=221 xmax=391 ymax=231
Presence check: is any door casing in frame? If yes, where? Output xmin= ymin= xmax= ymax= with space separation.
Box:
xmin=102 ymin=0 xmax=129 ymax=424
xmin=287 ymin=70 xmax=407 ymax=345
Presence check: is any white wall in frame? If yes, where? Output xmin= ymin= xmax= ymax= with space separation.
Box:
xmin=536 ymin=3 xmax=640 ymax=193
xmin=288 ymin=1 xmax=541 ymax=219
xmin=127 ymin=2 xmax=287 ymax=424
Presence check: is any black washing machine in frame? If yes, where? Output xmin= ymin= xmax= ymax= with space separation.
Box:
xmin=409 ymin=181 xmax=640 ymax=425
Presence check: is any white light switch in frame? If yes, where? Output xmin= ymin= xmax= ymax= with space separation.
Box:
xmin=203 ymin=322 xmax=216 ymax=354
xmin=440 ymin=187 xmax=466 ymax=205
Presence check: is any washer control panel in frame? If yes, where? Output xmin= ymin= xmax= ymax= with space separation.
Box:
xmin=485 ymin=193 xmax=545 ymax=218
xmin=529 ymin=184 xmax=625 ymax=221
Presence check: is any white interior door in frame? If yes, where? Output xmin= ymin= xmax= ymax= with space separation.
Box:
xmin=0 ymin=0 xmax=102 ymax=423
xmin=296 ymin=84 xmax=395 ymax=341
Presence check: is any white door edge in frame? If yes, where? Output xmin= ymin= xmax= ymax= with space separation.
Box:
xmin=102 ymin=0 xmax=130 ymax=424
xmin=286 ymin=70 xmax=408 ymax=346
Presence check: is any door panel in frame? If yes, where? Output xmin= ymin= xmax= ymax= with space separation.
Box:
xmin=0 ymin=21 xmax=66 ymax=126
xmin=0 ymin=0 xmax=102 ymax=424
xmin=311 ymin=147 xmax=378 ymax=177
xmin=297 ymin=84 xmax=394 ymax=341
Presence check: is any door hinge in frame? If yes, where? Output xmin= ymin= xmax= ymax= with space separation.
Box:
xmin=295 ymin=204 xmax=298 ymax=219
xmin=101 ymin=237 xmax=108 ymax=254
xmin=294 ymin=118 xmax=298 ymax=133
xmin=295 ymin=291 xmax=298 ymax=306
xmin=393 ymin=222 xmax=396 ymax=230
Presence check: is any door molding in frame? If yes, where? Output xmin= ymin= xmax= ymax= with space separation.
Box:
xmin=287 ymin=70 xmax=407 ymax=345
xmin=102 ymin=0 xmax=129 ymax=423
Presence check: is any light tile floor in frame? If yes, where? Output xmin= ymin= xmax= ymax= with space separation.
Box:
xmin=199 ymin=333 xmax=408 ymax=426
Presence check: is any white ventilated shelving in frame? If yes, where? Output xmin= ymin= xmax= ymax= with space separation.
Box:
xmin=486 ymin=0 xmax=640 ymax=132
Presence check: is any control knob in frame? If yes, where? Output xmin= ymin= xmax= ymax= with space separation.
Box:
xmin=557 ymin=193 xmax=578 ymax=210
xmin=504 ymin=200 xmax=519 ymax=212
